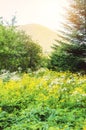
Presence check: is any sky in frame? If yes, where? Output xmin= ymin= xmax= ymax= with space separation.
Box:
xmin=0 ymin=0 xmax=68 ymax=31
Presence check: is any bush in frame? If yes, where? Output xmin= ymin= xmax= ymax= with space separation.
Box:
xmin=0 ymin=24 xmax=42 ymax=72
xmin=48 ymin=43 xmax=86 ymax=73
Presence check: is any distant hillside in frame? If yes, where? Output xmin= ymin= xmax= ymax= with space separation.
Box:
xmin=18 ymin=24 xmax=58 ymax=53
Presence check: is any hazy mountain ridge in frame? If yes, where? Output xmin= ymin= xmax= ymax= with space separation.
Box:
xmin=18 ymin=24 xmax=58 ymax=53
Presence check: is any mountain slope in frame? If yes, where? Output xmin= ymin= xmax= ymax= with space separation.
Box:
xmin=18 ymin=24 xmax=58 ymax=53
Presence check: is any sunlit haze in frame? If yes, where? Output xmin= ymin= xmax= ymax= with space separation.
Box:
xmin=0 ymin=0 xmax=68 ymax=31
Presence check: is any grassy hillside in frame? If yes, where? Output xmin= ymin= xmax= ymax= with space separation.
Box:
xmin=18 ymin=24 xmax=58 ymax=53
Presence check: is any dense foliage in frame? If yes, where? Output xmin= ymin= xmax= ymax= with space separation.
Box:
xmin=0 ymin=69 xmax=86 ymax=130
xmin=49 ymin=43 xmax=86 ymax=72
xmin=0 ymin=24 xmax=42 ymax=72
xmin=49 ymin=0 xmax=86 ymax=72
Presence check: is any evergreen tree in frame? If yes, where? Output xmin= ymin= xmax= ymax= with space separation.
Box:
xmin=60 ymin=0 xmax=86 ymax=44
xmin=49 ymin=0 xmax=86 ymax=73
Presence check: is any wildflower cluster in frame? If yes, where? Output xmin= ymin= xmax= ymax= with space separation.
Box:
xmin=0 ymin=69 xmax=86 ymax=130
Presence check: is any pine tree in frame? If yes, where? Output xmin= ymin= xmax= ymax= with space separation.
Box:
xmin=62 ymin=0 xmax=86 ymax=44
xmin=50 ymin=0 xmax=86 ymax=72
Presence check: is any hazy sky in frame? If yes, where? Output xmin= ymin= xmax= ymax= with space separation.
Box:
xmin=0 ymin=0 xmax=68 ymax=30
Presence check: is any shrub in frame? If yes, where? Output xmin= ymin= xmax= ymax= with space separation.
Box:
xmin=48 ymin=43 xmax=86 ymax=73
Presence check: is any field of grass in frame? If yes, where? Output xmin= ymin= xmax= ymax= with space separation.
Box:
xmin=0 ymin=69 xmax=86 ymax=130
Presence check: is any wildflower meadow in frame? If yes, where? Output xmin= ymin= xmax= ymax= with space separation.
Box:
xmin=0 ymin=69 xmax=86 ymax=130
